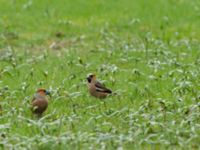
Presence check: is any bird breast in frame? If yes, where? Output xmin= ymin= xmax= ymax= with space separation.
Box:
xmin=32 ymin=98 xmax=48 ymax=114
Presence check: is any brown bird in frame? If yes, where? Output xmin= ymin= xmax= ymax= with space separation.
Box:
xmin=86 ymin=74 xmax=112 ymax=99
xmin=31 ymin=88 xmax=50 ymax=117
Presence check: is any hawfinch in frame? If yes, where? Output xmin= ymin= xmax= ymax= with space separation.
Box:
xmin=86 ymin=74 xmax=112 ymax=99
xmin=31 ymin=88 xmax=50 ymax=117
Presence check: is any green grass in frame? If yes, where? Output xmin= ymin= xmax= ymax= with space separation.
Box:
xmin=0 ymin=0 xmax=200 ymax=149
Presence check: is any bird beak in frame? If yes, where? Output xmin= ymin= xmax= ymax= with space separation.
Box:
xmin=86 ymin=77 xmax=91 ymax=83
xmin=45 ymin=90 xmax=51 ymax=96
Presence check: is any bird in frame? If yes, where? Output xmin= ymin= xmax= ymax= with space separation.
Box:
xmin=86 ymin=74 xmax=112 ymax=99
xmin=31 ymin=88 xmax=50 ymax=118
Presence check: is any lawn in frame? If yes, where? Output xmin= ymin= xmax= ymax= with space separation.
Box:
xmin=0 ymin=0 xmax=200 ymax=149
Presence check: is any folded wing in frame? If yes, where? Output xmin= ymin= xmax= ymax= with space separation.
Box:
xmin=95 ymin=81 xmax=112 ymax=94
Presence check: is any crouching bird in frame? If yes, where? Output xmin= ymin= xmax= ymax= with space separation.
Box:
xmin=31 ymin=88 xmax=50 ymax=118
xmin=86 ymin=74 xmax=112 ymax=99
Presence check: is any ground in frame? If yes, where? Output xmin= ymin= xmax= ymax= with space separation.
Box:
xmin=0 ymin=0 xmax=200 ymax=149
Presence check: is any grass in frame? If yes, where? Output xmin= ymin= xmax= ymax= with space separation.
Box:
xmin=0 ymin=0 xmax=200 ymax=149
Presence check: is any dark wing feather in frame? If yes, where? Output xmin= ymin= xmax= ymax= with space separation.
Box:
xmin=95 ymin=81 xmax=112 ymax=93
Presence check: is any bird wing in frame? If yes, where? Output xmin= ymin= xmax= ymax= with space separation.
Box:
xmin=95 ymin=81 xmax=112 ymax=93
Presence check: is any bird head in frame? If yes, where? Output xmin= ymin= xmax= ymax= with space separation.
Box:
xmin=36 ymin=88 xmax=51 ymax=96
xmin=87 ymin=74 xmax=96 ymax=83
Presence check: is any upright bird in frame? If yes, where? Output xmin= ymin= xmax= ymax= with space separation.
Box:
xmin=31 ymin=88 xmax=50 ymax=117
xmin=86 ymin=74 xmax=112 ymax=99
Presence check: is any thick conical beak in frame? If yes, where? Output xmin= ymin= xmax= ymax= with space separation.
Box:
xmin=45 ymin=90 xmax=51 ymax=96
xmin=86 ymin=77 xmax=91 ymax=83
